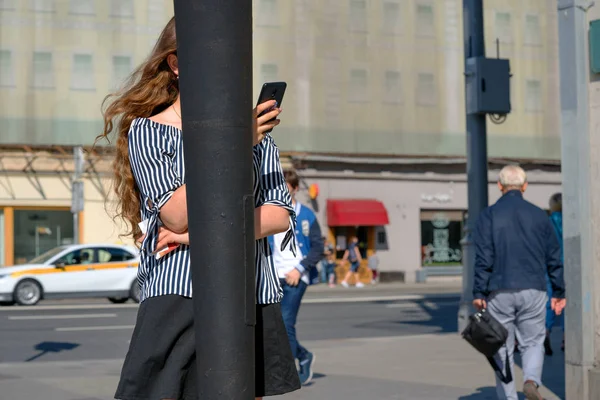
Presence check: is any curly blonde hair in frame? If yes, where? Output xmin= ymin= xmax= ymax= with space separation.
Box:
xmin=98 ymin=17 xmax=178 ymax=239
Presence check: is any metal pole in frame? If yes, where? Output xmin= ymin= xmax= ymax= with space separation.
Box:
xmin=72 ymin=146 xmax=84 ymax=245
xmin=173 ymin=1 xmax=255 ymax=399
xmin=73 ymin=213 xmax=79 ymax=246
xmin=458 ymin=0 xmax=489 ymax=332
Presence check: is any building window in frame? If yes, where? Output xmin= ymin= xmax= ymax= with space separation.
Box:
xmin=421 ymin=210 xmax=464 ymax=267
xmin=256 ymin=0 xmax=278 ymax=27
xmin=495 ymin=12 xmax=512 ymax=43
xmin=69 ymin=0 xmax=95 ymax=15
xmin=349 ymin=68 xmax=368 ymax=102
xmin=71 ymin=53 xmax=95 ymax=91
xmin=349 ymin=0 xmax=367 ymax=32
xmin=525 ymin=79 xmax=542 ymax=112
xmin=31 ymin=51 xmax=54 ymax=89
xmin=383 ymin=70 xmax=402 ymax=104
xmin=416 ymin=2 xmax=434 ymax=37
xmin=524 ymin=14 xmax=541 ymax=46
xmin=260 ymin=63 xmax=278 ymax=83
xmin=110 ymin=0 xmax=133 ymax=18
xmin=30 ymin=0 xmax=54 ymax=12
xmin=0 ymin=0 xmax=17 ymax=10
xmin=382 ymin=1 xmax=401 ymax=35
xmin=13 ymin=209 xmax=74 ymax=264
xmin=112 ymin=55 xmax=132 ymax=89
xmin=416 ymin=72 xmax=437 ymax=106
xmin=147 ymin=0 xmax=164 ymax=25
xmin=377 ymin=230 xmax=386 ymax=245
xmin=0 ymin=50 xmax=15 ymax=87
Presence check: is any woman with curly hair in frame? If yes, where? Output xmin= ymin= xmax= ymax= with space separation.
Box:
xmin=99 ymin=16 xmax=300 ymax=400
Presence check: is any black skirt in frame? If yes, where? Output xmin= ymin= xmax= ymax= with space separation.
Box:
xmin=115 ymin=295 xmax=300 ymax=399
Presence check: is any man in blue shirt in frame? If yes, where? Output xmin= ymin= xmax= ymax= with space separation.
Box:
xmin=269 ymin=169 xmax=323 ymax=385
xmin=545 ymin=192 xmax=564 ymax=355
xmin=472 ymin=165 xmax=565 ymax=400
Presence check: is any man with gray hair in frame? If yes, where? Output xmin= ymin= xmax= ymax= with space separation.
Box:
xmin=472 ymin=165 xmax=566 ymax=400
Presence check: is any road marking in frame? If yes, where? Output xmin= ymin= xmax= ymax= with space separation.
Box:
xmin=8 ymin=313 xmax=117 ymax=320
xmin=0 ymin=304 xmax=139 ymax=312
xmin=304 ymin=294 xmax=459 ymax=304
xmin=55 ymin=325 xmax=135 ymax=332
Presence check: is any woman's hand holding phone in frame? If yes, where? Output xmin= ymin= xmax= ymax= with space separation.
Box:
xmin=253 ymin=100 xmax=282 ymax=146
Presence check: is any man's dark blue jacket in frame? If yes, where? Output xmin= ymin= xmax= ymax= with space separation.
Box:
xmin=473 ymin=190 xmax=565 ymax=300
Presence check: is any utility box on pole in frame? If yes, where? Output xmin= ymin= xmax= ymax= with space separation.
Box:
xmin=465 ymin=57 xmax=511 ymax=115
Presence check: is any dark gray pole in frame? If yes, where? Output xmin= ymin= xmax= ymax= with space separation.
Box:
xmin=173 ymin=1 xmax=255 ymax=399
xmin=458 ymin=0 xmax=489 ymax=332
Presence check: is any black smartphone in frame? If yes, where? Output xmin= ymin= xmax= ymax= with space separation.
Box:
xmin=256 ymin=82 xmax=287 ymax=119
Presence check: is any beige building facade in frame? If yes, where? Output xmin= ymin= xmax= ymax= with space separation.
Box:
xmin=0 ymin=1 xmax=562 ymax=282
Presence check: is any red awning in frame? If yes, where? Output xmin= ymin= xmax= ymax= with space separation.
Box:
xmin=327 ymin=199 xmax=389 ymax=227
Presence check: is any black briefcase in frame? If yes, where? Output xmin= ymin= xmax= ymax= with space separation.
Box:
xmin=461 ymin=308 xmax=513 ymax=384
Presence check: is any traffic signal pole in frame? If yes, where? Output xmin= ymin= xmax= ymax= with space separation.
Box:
xmin=173 ymin=1 xmax=255 ymax=398
xmin=457 ymin=0 xmax=489 ymax=332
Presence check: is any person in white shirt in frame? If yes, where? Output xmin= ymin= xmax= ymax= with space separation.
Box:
xmin=269 ymin=169 xmax=323 ymax=385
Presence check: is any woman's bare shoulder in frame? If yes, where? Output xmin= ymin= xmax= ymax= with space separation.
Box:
xmin=148 ymin=107 xmax=182 ymax=131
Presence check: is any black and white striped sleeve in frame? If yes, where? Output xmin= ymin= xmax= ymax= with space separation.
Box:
xmin=256 ymin=135 xmax=297 ymax=254
xmin=128 ymin=122 xmax=182 ymax=212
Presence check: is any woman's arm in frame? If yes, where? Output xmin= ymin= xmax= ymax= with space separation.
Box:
xmin=155 ymin=226 xmax=189 ymax=251
xmin=157 ymin=101 xmax=282 ymax=235
xmin=159 ymin=185 xmax=188 ymax=233
xmin=255 ymin=205 xmax=289 ymax=239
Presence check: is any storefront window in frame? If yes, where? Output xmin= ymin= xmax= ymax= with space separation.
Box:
xmin=332 ymin=226 xmax=369 ymax=259
xmin=13 ymin=209 xmax=74 ymax=264
xmin=421 ymin=210 xmax=465 ymax=267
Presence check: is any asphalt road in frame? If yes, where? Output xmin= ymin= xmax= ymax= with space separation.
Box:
xmin=0 ymin=288 xmax=459 ymax=363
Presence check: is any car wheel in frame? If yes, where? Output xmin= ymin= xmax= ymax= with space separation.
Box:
xmin=14 ymin=279 xmax=43 ymax=306
xmin=130 ymin=281 xmax=141 ymax=303
xmin=108 ymin=297 xmax=129 ymax=304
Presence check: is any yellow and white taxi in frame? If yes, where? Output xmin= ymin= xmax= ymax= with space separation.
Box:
xmin=0 ymin=244 xmax=140 ymax=306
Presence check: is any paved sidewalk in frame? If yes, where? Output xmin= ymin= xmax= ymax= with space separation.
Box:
xmin=0 ymin=331 xmax=564 ymax=400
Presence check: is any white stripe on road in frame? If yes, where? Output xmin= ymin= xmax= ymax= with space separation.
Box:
xmin=55 ymin=325 xmax=135 ymax=332
xmin=8 ymin=313 xmax=117 ymax=320
xmin=0 ymin=304 xmax=139 ymax=312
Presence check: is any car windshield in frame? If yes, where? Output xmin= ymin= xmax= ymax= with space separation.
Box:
xmin=27 ymin=246 xmax=69 ymax=265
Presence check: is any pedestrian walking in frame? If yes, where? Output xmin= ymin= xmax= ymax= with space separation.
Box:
xmin=368 ymin=251 xmax=380 ymax=284
xmin=269 ymin=169 xmax=323 ymax=385
xmin=100 ymin=17 xmax=300 ymax=400
xmin=472 ymin=165 xmax=565 ymax=400
xmin=546 ymin=192 xmax=565 ymax=354
xmin=320 ymin=237 xmax=335 ymax=284
xmin=340 ymin=236 xmax=364 ymax=288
